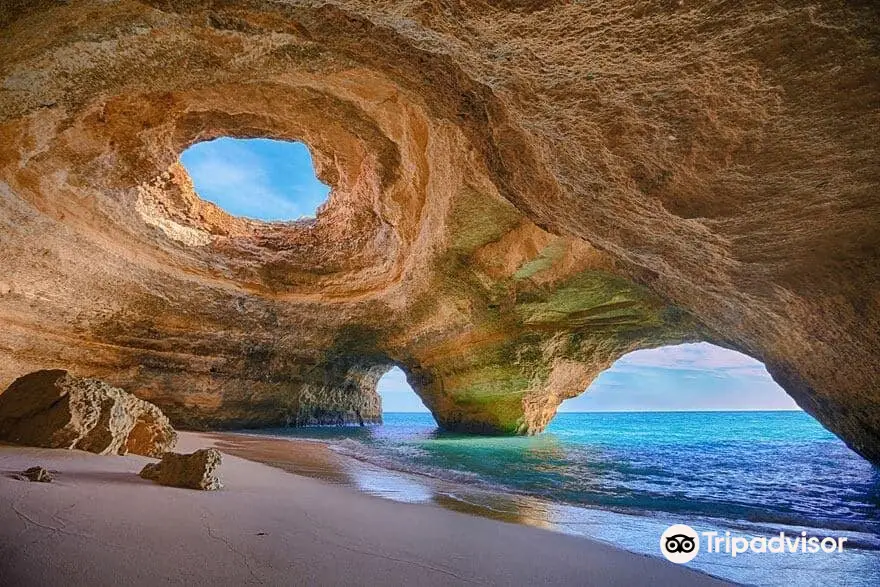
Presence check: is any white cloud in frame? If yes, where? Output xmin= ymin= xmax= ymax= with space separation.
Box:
xmin=613 ymin=342 xmax=768 ymax=378
xmin=180 ymin=138 xmax=326 ymax=221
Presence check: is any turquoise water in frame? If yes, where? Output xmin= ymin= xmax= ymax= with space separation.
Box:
xmin=249 ymin=411 xmax=880 ymax=585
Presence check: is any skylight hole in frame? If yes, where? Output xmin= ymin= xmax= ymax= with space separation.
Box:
xmin=179 ymin=137 xmax=331 ymax=221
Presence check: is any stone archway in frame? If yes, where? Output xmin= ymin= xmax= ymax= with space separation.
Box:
xmin=0 ymin=1 xmax=877 ymax=464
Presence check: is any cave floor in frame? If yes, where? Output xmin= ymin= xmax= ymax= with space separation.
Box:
xmin=0 ymin=433 xmax=728 ymax=586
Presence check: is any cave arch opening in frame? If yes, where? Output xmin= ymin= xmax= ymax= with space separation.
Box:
xmin=377 ymin=366 xmax=430 ymax=415
xmin=557 ymin=341 xmax=800 ymax=414
xmin=178 ymin=137 xmax=331 ymax=221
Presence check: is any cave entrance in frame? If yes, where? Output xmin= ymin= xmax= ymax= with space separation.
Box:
xmin=377 ymin=366 xmax=430 ymax=415
xmin=558 ymin=342 xmax=798 ymax=413
xmin=178 ymin=137 xmax=330 ymax=221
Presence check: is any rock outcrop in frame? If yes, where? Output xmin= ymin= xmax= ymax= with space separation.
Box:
xmin=20 ymin=466 xmax=53 ymax=483
xmin=0 ymin=370 xmax=176 ymax=457
xmin=140 ymin=448 xmax=222 ymax=491
xmin=0 ymin=2 xmax=877 ymax=463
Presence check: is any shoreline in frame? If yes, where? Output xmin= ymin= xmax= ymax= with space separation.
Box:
xmin=202 ymin=428 xmax=880 ymax=586
xmin=203 ymin=431 xmax=557 ymax=523
xmin=205 ymin=429 xmax=880 ymax=537
xmin=203 ymin=430 xmax=645 ymax=530
xmin=0 ymin=431 xmax=728 ymax=586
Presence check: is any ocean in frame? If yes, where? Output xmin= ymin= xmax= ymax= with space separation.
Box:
xmin=244 ymin=411 xmax=880 ymax=586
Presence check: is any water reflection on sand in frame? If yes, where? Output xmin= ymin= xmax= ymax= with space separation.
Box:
xmin=209 ymin=432 xmax=559 ymax=528
xmin=208 ymin=432 xmax=880 ymax=587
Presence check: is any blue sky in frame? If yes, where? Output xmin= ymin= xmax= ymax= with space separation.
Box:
xmin=179 ymin=139 xmax=798 ymax=415
xmin=179 ymin=137 xmax=330 ymax=220
xmin=379 ymin=343 xmax=800 ymax=413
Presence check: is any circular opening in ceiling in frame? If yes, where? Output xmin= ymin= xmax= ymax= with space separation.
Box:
xmin=179 ymin=137 xmax=331 ymax=221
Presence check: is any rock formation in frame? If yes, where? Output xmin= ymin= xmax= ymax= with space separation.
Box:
xmin=140 ymin=448 xmax=222 ymax=491
xmin=20 ymin=466 xmax=53 ymax=483
xmin=0 ymin=2 xmax=878 ymax=463
xmin=0 ymin=370 xmax=176 ymax=457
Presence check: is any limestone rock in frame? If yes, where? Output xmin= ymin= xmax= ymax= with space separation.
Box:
xmin=0 ymin=2 xmax=878 ymax=465
xmin=0 ymin=370 xmax=176 ymax=458
xmin=21 ymin=466 xmax=52 ymax=483
xmin=139 ymin=449 xmax=222 ymax=491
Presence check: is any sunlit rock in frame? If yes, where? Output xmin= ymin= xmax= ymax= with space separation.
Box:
xmin=140 ymin=448 xmax=222 ymax=491
xmin=0 ymin=1 xmax=877 ymax=464
xmin=0 ymin=370 xmax=176 ymax=458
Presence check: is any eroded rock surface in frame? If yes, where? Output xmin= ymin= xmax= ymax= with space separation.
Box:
xmin=0 ymin=2 xmax=877 ymax=463
xmin=140 ymin=448 xmax=222 ymax=491
xmin=21 ymin=466 xmax=52 ymax=483
xmin=0 ymin=370 xmax=176 ymax=457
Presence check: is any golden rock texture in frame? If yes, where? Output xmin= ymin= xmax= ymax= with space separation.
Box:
xmin=0 ymin=2 xmax=877 ymax=462
xmin=0 ymin=370 xmax=176 ymax=457
xmin=140 ymin=448 xmax=222 ymax=491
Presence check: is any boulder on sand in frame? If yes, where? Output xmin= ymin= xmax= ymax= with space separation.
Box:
xmin=0 ymin=370 xmax=176 ymax=458
xmin=21 ymin=466 xmax=53 ymax=482
xmin=140 ymin=448 xmax=222 ymax=491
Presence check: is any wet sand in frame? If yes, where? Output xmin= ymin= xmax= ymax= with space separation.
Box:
xmin=205 ymin=431 xmax=569 ymax=527
xmin=0 ymin=432 xmax=730 ymax=586
xmin=205 ymin=432 xmax=354 ymax=485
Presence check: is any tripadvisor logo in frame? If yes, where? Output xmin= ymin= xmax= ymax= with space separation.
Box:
xmin=661 ymin=524 xmax=700 ymax=563
xmin=660 ymin=524 xmax=848 ymax=564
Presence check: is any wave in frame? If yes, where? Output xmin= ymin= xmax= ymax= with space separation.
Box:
xmin=321 ymin=436 xmax=880 ymax=545
xmin=328 ymin=438 xmax=496 ymax=487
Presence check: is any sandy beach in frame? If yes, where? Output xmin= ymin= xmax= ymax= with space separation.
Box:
xmin=0 ymin=432 xmax=729 ymax=586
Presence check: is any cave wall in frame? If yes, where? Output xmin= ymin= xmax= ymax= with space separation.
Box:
xmin=0 ymin=1 xmax=877 ymax=463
